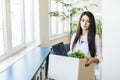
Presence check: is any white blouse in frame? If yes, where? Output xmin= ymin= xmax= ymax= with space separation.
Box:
xmin=68 ymin=33 xmax=103 ymax=80
xmin=68 ymin=33 xmax=103 ymax=62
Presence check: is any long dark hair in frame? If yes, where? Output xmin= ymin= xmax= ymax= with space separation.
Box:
xmin=72 ymin=11 xmax=96 ymax=57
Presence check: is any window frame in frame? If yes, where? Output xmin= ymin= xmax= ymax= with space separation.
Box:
xmin=0 ymin=0 xmax=40 ymax=61
xmin=49 ymin=0 xmax=70 ymax=40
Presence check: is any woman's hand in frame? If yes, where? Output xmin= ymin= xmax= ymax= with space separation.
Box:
xmin=85 ymin=57 xmax=99 ymax=66
xmin=85 ymin=57 xmax=94 ymax=66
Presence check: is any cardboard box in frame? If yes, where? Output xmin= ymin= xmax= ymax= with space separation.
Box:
xmin=48 ymin=54 xmax=95 ymax=80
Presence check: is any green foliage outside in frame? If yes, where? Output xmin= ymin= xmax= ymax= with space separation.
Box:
xmin=96 ymin=19 xmax=102 ymax=39
xmin=49 ymin=0 xmax=88 ymax=34
xmin=49 ymin=0 xmax=102 ymax=39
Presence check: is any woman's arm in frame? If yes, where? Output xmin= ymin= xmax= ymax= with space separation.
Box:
xmin=67 ymin=33 xmax=76 ymax=55
xmin=86 ymin=35 xmax=103 ymax=65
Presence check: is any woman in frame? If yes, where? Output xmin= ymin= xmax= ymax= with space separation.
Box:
xmin=68 ymin=11 xmax=103 ymax=80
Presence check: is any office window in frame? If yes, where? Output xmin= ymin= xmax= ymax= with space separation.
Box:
xmin=64 ymin=6 xmax=70 ymax=32
xmin=50 ymin=1 xmax=57 ymax=35
xmin=50 ymin=0 xmax=70 ymax=38
xmin=0 ymin=0 xmax=40 ymax=59
xmin=10 ymin=0 xmax=23 ymax=47
xmin=0 ymin=1 xmax=5 ymax=56
xmin=34 ymin=0 xmax=40 ymax=44
xmin=25 ymin=0 xmax=34 ymax=43
xmin=58 ymin=2 xmax=63 ymax=34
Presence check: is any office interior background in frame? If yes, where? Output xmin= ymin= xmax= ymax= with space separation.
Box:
xmin=0 ymin=0 xmax=120 ymax=80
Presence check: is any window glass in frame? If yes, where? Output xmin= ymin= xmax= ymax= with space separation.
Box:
xmin=10 ymin=0 xmax=22 ymax=47
xmin=0 ymin=1 xmax=5 ymax=56
xmin=51 ymin=1 xmax=57 ymax=35
xmin=50 ymin=0 xmax=70 ymax=37
xmin=58 ymin=2 xmax=63 ymax=34
xmin=25 ymin=0 xmax=33 ymax=43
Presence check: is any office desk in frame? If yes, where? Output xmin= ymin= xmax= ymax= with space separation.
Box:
xmin=0 ymin=47 xmax=50 ymax=80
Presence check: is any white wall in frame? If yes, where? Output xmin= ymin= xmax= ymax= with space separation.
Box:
xmin=102 ymin=0 xmax=120 ymax=80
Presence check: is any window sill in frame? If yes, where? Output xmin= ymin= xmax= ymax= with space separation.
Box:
xmin=49 ymin=33 xmax=70 ymax=41
xmin=0 ymin=43 xmax=39 ymax=74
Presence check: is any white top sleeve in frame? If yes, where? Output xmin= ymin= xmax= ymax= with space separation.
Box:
xmin=67 ymin=33 xmax=76 ymax=55
xmin=95 ymin=35 xmax=103 ymax=62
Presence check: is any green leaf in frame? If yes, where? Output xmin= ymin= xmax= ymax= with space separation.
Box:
xmin=70 ymin=50 xmax=85 ymax=59
xmin=48 ymin=11 xmax=59 ymax=17
xmin=60 ymin=2 xmax=71 ymax=7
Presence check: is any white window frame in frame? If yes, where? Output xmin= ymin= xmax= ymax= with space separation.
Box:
xmin=0 ymin=0 xmax=40 ymax=61
xmin=49 ymin=0 xmax=70 ymax=40
xmin=9 ymin=0 xmax=26 ymax=54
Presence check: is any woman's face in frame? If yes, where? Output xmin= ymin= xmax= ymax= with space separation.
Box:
xmin=80 ymin=15 xmax=90 ymax=31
